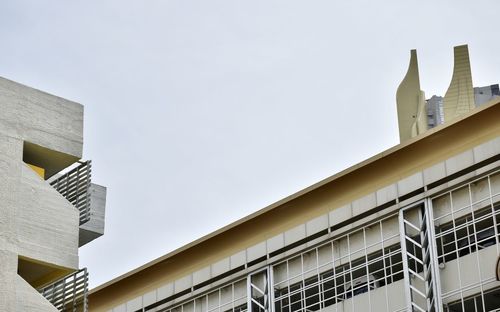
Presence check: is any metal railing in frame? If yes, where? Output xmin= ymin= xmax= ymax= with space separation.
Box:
xmin=50 ymin=161 xmax=91 ymax=225
xmin=38 ymin=268 xmax=89 ymax=312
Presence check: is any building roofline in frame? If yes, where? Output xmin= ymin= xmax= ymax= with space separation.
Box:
xmin=90 ymin=97 xmax=500 ymax=295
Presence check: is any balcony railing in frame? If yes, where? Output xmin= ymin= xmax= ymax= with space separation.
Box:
xmin=50 ymin=160 xmax=92 ymax=225
xmin=38 ymin=268 xmax=89 ymax=312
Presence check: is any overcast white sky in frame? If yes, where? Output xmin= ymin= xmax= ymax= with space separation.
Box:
xmin=1 ymin=0 xmax=500 ymax=288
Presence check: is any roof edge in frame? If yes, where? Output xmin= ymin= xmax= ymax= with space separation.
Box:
xmin=90 ymin=97 xmax=500 ymax=294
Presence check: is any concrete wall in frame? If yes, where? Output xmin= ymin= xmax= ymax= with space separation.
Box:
xmin=0 ymin=76 xmax=84 ymax=311
xmin=80 ymin=184 xmax=107 ymax=247
xmin=17 ymin=164 xmax=79 ymax=269
xmin=440 ymin=245 xmax=500 ymax=304
xmin=0 ymin=77 xmax=83 ymax=159
xmin=321 ymin=280 xmax=406 ymax=312
xmin=16 ymin=275 xmax=59 ymax=312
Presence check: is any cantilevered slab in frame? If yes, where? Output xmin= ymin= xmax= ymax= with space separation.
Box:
xmin=79 ymin=184 xmax=107 ymax=247
xmin=0 ymin=77 xmax=83 ymax=163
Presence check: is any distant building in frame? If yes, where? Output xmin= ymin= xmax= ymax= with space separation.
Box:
xmin=426 ymin=95 xmax=444 ymax=129
xmin=89 ymin=48 xmax=500 ymax=312
xmin=475 ymin=84 xmax=500 ymax=107
xmin=0 ymin=77 xmax=107 ymax=312
xmin=427 ymin=84 xmax=499 ymax=130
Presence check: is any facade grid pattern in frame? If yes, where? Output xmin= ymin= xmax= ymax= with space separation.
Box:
xmin=432 ymin=169 xmax=500 ymax=312
xmin=157 ymin=278 xmax=247 ymax=312
xmin=136 ymin=167 xmax=500 ymax=312
xmin=272 ymin=214 xmax=406 ymax=312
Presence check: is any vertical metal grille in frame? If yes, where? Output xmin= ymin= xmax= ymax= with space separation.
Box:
xmin=399 ymin=202 xmax=442 ymax=312
xmin=39 ymin=268 xmax=88 ymax=312
xmin=50 ymin=161 xmax=92 ymax=225
xmin=248 ymin=268 xmax=271 ymax=312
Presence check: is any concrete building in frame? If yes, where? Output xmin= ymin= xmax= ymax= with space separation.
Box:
xmin=475 ymin=84 xmax=500 ymax=107
xmin=88 ymin=54 xmax=500 ymax=311
xmin=0 ymin=77 xmax=106 ymax=311
xmin=426 ymin=95 xmax=444 ymax=129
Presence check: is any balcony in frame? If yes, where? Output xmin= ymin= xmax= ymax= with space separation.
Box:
xmin=38 ymin=268 xmax=89 ymax=312
xmin=49 ymin=160 xmax=92 ymax=225
xmin=49 ymin=160 xmax=107 ymax=247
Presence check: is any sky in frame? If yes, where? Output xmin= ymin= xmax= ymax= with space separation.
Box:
xmin=1 ymin=0 xmax=500 ymax=288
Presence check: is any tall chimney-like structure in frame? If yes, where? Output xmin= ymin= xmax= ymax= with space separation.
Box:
xmin=396 ymin=49 xmax=427 ymax=142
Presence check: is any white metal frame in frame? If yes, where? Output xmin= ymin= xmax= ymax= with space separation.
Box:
xmin=431 ymin=169 xmax=500 ymax=312
xmin=272 ymin=213 xmax=405 ymax=312
xmin=399 ymin=200 xmax=443 ymax=312
xmin=155 ymin=278 xmax=248 ymax=312
xmin=247 ymin=267 xmax=273 ymax=312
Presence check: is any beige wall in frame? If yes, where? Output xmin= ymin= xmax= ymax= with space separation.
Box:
xmin=443 ymin=45 xmax=475 ymax=122
xmin=396 ymin=49 xmax=426 ymax=142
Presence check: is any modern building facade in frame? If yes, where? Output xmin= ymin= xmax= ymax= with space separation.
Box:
xmin=0 ymin=77 xmax=106 ymax=311
xmin=88 ymin=48 xmax=500 ymax=311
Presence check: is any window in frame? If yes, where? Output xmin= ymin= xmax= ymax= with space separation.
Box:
xmin=273 ymin=214 xmax=403 ymax=312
